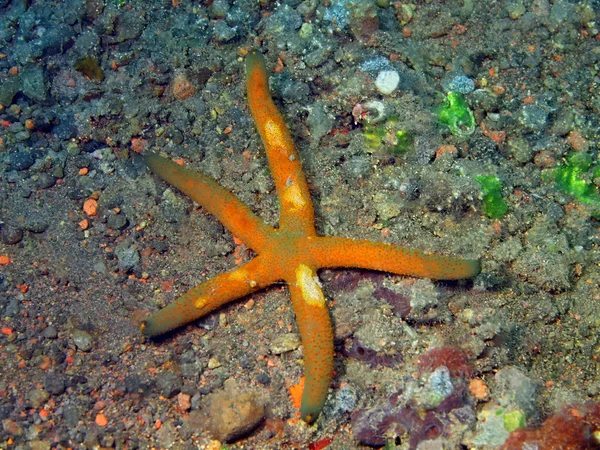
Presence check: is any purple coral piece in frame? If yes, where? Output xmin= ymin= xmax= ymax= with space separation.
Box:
xmin=373 ymin=286 xmax=411 ymax=318
xmin=342 ymin=338 xmax=402 ymax=368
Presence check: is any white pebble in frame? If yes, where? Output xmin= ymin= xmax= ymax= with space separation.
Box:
xmin=375 ymin=70 xmax=400 ymax=95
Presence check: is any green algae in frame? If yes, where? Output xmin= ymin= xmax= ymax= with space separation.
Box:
xmin=475 ymin=176 xmax=508 ymax=219
xmin=364 ymin=117 xmax=414 ymax=155
xmin=436 ymin=91 xmax=475 ymax=137
xmin=553 ymin=152 xmax=600 ymax=214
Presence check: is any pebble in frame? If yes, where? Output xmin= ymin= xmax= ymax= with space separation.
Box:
xmin=62 ymin=404 xmax=80 ymax=427
xmin=204 ymin=379 xmax=265 ymax=443
xmin=107 ymin=213 xmax=127 ymax=230
xmin=156 ymin=371 xmax=183 ymax=398
xmin=269 ymin=333 xmax=301 ymax=355
xmin=1 ymin=225 xmax=23 ymax=245
xmin=71 ymin=329 xmax=94 ymax=351
xmin=375 ymin=70 xmax=400 ymax=95
xmin=448 ymin=75 xmax=475 ymax=94
xmin=23 ymin=218 xmax=49 ymax=233
xmin=28 ymin=388 xmax=49 ymax=408
xmin=115 ymin=245 xmax=140 ymax=271
xmin=44 ymin=373 xmax=66 ymax=395
xmin=35 ymin=173 xmax=56 ymax=190
xmin=6 ymin=151 xmax=34 ymax=171
xmin=41 ymin=325 xmax=58 ymax=339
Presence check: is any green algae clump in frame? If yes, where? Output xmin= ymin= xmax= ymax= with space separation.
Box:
xmin=554 ymin=152 xmax=600 ymax=206
xmin=436 ymin=91 xmax=475 ymax=137
xmin=364 ymin=117 xmax=415 ymax=155
xmin=475 ymin=175 xmax=508 ymax=219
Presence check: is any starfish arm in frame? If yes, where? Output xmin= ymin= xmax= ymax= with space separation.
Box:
xmin=286 ymin=263 xmax=334 ymax=424
xmin=246 ymin=49 xmax=316 ymax=236
xmin=312 ymin=236 xmax=480 ymax=280
xmin=146 ymin=153 xmax=276 ymax=252
xmin=141 ymin=256 xmax=278 ymax=337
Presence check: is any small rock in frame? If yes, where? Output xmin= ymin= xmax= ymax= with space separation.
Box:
xmin=375 ymin=70 xmax=400 ymax=95
xmin=21 ymin=64 xmax=48 ymax=103
xmin=72 ymin=329 xmax=94 ymax=351
xmin=36 ymin=173 xmax=56 ymax=190
xmin=23 ymin=218 xmax=49 ymax=234
xmin=115 ymin=245 xmax=140 ymax=271
xmin=156 ymin=371 xmax=183 ymax=398
xmin=44 ymin=373 xmax=66 ymax=395
xmin=107 ymin=213 xmax=127 ymax=230
xmin=41 ymin=325 xmax=58 ymax=339
xmin=28 ymin=389 xmax=50 ymax=408
xmin=62 ymin=404 xmax=80 ymax=427
xmin=6 ymin=151 xmax=34 ymax=171
xmin=1 ymin=225 xmax=23 ymax=245
xmin=213 ymin=20 xmax=237 ymax=43
xmin=269 ymin=333 xmax=300 ymax=355
xmin=204 ymin=380 xmax=265 ymax=443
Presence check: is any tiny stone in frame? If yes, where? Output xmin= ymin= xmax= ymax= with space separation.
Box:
xmin=1 ymin=225 xmax=23 ymax=245
xmin=205 ymin=381 xmax=265 ymax=443
xmin=28 ymin=389 xmax=50 ymax=408
xmin=72 ymin=329 xmax=94 ymax=352
xmin=208 ymin=358 xmax=221 ymax=369
xmin=41 ymin=325 xmax=58 ymax=339
xmin=107 ymin=213 xmax=127 ymax=230
xmin=36 ymin=173 xmax=56 ymax=190
xmin=62 ymin=404 xmax=80 ymax=427
xmin=23 ymin=219 xmax=49 ymax=233
xmin=269 ymin=333 xmax=301 ymax=355
xmin=156 ymin=371 xmax=183 ymax=398
xmin=375 ymin=70 xmax=400 ymax=95
xmin=115 ymin=245 xmax=140 ymax=271
xmin=44 ymin=373 xmax=66 ymax=395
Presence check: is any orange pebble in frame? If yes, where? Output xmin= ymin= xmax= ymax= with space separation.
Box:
xmin=79 ymin=219 xmax=89 ymax=230
xmin=83 ymin=198 xmax=98 ymax=217
xmin=469 ymin=377 xmax=489 ymax=400
xmin=131 ymin=137 xmax=146 ymax=153
xmin=78 ymin=167 xmax=89 ymax=176
xmin=95 ymin=413 xmax=108 ymax=427
xmin=1 ymin=327 xmax=13 ymax=335
xmin=436 ymin=145 xmax=457 ymax=159
xmin=172 ymin=74 xmax=196 ymax=100
xmin=8 ymin=66 xmax=18 ymax=75
xmin=39 ymin=409 xmax=49 ymax=419
xmin=566 ymin=130 xmax=589 ymax=152
xmin=0 ymin=255 xmax=11 ymax=265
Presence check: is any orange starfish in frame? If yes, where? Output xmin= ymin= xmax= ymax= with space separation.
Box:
xmin=141 ymin=49 xmax=480 ymax=423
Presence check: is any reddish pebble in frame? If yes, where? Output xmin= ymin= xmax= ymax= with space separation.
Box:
xmin=172 ymin=74 xmax=196 ymax=100
xmin=83 ymin=198 xmax=98 ymax=217
xmin=95 ymin=413 xmax=108 ymax=427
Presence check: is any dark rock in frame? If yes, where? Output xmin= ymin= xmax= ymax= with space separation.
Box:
xmin=107 ymin=213 xmax=127 ymax=230
xmin=1 ymin=225 xmax=23 ymax=245
xmin=125 ymin=374 xmax=142 ymax=394
xmin=0 ymin=76 xmax=21 ymax=107
xmin=6 ymin=151 xmax=34 ymax=171
xmin=62 ymin=404 xmax=80 ymax=428
xmin=35 ymin=173 xmax=56 ymax=190
xmin=41 ymin=325 xmax=58 ymax=339
xmin=23 ymin=218 xmax=49 ymax=234
xmin=44 ymin=373 xmax=67 ymax=395
xmin=156 ymin=371 xmax=182 ymax=398
xmin=21 ymin=64 xmax=48 ymax=103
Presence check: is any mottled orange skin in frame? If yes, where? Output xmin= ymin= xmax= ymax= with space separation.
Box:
xmin=142 ymin=49 xmax=480 ymax=423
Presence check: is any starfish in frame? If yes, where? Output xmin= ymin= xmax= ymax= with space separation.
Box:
xmin=141 ymin=49 xmax=480 ymax=423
